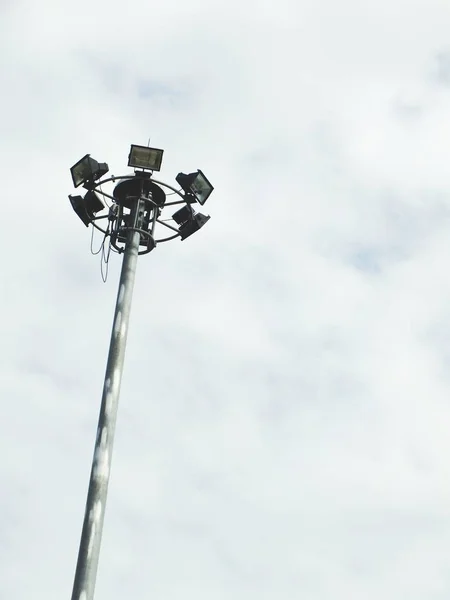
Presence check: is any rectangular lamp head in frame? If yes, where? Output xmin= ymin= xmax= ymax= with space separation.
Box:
xmin=128 ymin=144 xmax=164 ymax=171
xmin=69 ymin=191 xmax=104 ymax=227
xmin=179 ymin=213 xmax=210 ymax=240
xmin=190 ymin=170 xmax=214 ymax=205
xmin=176 ymin=170 xmax=214 ymax=205
xmin=71 ymin=154 xmax=109 ymax=188
xmin=84 ymin=190 xmax=105 ymax=215
xmin=172 ymin=205 xmax=193 ymax=225
xmin=69 ymin=195 xmax=90 ymax=226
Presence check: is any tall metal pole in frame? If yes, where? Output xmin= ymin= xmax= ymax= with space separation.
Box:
xmin=71 ymin=199 xmax=142 ymax=600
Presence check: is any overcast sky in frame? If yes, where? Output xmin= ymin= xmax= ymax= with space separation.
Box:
xmin=2 ymin=0 xmax=450 ymax=598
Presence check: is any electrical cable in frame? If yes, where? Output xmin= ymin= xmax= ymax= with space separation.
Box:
xmin=91 ymin=221 xmax=106 ymax=256
xmin=100 ymin=235 xmax=109 ymax=282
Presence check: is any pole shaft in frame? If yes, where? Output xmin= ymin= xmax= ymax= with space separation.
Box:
xmin=71 ymin=200 xmax=142 ymax=600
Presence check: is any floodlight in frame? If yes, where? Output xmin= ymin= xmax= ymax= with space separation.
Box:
xmin=67 ymin=143 xmax=218 ymax=600
xmin=71 ymin=154 xmax=109 ymax=188
xmin=84 ymin=190 xmax=105 ymax=215
xmin=175 ymin=170 xmax=214 ymax=205
xmin=179 ymin=213 xmax=210 ymax=240
xmin=128 ymin=145 xmax=164 ymax=171
xmin=69 ymin=191 xmax=104 ymax=227
xmin=172 ymin=206 xmax=210 ymax=240
xmin=172 ymin=205 xmax=193 ymax=225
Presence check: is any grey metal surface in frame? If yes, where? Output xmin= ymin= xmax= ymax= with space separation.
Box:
xmin=71 ymin=199 xmax=142 ymax=600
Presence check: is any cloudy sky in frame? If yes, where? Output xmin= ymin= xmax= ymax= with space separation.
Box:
xmin=2 ymin=0 xmax=450 ymax=598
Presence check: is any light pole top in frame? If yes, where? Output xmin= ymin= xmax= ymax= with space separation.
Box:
xmin=67 ymin=143 xmax=215 ymax=264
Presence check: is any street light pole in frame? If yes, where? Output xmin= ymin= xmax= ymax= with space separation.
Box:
xmin=71 ymin=199 xmax=142 ymax=600
xmin=67 ymin=144 xmax=214 ymax=600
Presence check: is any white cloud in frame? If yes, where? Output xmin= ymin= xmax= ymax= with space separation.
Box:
xmin=2 ymin=0 xmax=450 ymax=598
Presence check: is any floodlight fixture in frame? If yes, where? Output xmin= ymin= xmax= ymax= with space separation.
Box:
xmin=84 ymin=190 xmax=105 ymax=215
xmin=69 ymin=195 xmax=89 ymax=226
xmin=172 ymin=205 xmax=210 ymax=240
xmin=128 ymin=144 xmax=164 ymax=171
xmin=175 ymin=170 xmax=214 ymax=205
xmin=172 ymin=204 xmax=193 ymax=225
xmin=179 ymin=213 xmax=210 ymax=240
xmin=71 ymin=154 xmax=109 ymax=188
xmin=69 ymin=143 xmax=216 ymax=600
xmin=69 ymin=191 xmax=104 ymax=227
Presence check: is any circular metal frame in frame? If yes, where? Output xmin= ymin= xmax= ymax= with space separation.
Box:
xmin=89 ymin=174 xmax=188 ymax=247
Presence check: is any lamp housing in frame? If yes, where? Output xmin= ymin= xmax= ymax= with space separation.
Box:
xmin=172 ymin=205 xmax=193 ymax=226
xmin=128 ymin=145 xmax=164 ymax=171
xmin=172 ymin=205 xmax=210 ymax=240
xmin=175 ymin=170 xmax=214 ymax=205
xmin=70 ymin=154 xmax=109 ymax=188
xmin=84 ymin=190 xmax=105 ymax=215
xmin=69 ymin=191 xmax=104 ymax=227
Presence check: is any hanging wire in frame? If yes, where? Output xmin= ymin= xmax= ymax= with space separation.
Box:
xmin=100 ymin=221 xmax=113 ymax=283
xmin=100 ymin=239 xmax=109 ymax=282
xmin=91 ymin=220 xmax=106 ymax=255
xmin=89 ymin=179 xmax=182 ymax=280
